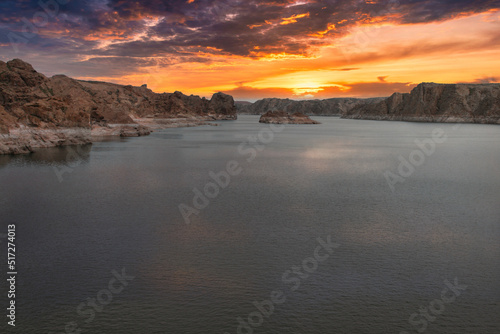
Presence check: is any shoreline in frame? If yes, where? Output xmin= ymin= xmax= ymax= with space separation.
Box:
xmin=341 ymin=115 xmax=500 ymax=124
xmin=0 ymin=116 xmax=231 ymax=155
xmin=2 ymin=114 xmax=498 ymax=155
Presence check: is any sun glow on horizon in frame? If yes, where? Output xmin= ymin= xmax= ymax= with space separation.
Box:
xmin=21 ymin=9 xmax=498 ymax=102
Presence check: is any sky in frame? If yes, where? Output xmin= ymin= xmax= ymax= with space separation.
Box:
xmin=0 ymin=0 xmax=499 ymax=101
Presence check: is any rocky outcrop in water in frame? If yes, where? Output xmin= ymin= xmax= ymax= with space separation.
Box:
xmin=237 ymin=97 xmax=384 ymax=116
xmin=342 ymin=83 xmax=500 ymax=123
xmin=0 ymin=59 xmax=237 ymax=154
xmin=259 ymin=111 xmax=320 ymax=124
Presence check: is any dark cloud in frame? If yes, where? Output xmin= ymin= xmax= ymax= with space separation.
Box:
xmin=470 ymin=77 xmax=499 ymax=84
xmin=0 ymin=0 xmax=498 ymax=82
xmin=337 ymin=68 xmax=360 ymax=71
xmin=339 ymin=29 xmax=500 ymax=67
xmin=69 ymin=56 xmax=167 ymax=77
xmin=394 ymin=0 xmax=500 ymax=24
xmin=2 ymin=0 xmax=498 ymax=60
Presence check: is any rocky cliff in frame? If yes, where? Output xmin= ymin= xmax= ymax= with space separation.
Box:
xmin=342 ymin=83 xmax=500 ymax=124
xmin=237 ymin=97 xmax=384 ymax=116
xmin=0 ymin=59 xmax=237 ymax=154
xmin=259 ymin=111 xmax=320 ymax=124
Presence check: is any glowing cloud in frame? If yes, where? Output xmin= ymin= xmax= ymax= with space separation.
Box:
xmin=0 ymin=0 xmax=498 ymax=101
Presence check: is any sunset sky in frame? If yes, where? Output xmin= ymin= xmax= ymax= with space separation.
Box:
xmin=1 ymin=0 xmax=499 ymax=101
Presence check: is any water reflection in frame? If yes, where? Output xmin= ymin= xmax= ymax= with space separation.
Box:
xmin=1 ymin=116 xmax=499 ymax=334
xmin=0 ymin=144 xmax=92 ymax=168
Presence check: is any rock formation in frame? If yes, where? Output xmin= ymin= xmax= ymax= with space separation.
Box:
xmin=259 ymin=111 xmax=320 ymax=124
xmin=342 ymin=83 xmax=500 ymax=124
xmin=0 ymin=59 xmax=237 ymax=154
xmin=237 ymin=97 xmax=384 ymax=116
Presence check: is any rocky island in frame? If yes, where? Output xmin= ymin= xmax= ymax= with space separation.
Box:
xmin=342 ymin=83 xmax=500 ymax=124
xmin=259 ymin=111 xmax=321 ymax=124
xmin=0 ymin=59 xmax=237 ymax=155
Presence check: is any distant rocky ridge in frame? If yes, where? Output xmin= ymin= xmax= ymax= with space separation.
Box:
xmin=343 ymin=83 xmax=500 ymax=123
xmin=0 ymin=59 xmax=237 ymax=154
xmin=236 ymin=97 xmax=384 ymax=116
xmin=259 ymin=111 xmax=320 ymax=124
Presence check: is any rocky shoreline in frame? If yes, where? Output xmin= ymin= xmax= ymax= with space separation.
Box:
xmin=0 ymin=116 xmax=232 ymax=155
xmin=0 ymin=59 xmax=237 ymax=155
xmin=2 ymin=59 xmax=498 ymax=155
xmin=341 ymin=114 xmax=500 ymax=124
xmin=237 ymin=97 xmax=384 ymax=116
xmin=0 ymin=127 xmax=92 ymax=155
xmin=342 ymin=83 xmax=500 ymax=124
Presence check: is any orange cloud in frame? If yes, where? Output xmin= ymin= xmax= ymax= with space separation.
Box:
xmin=9 ymin=8 xmax=495 ymax=103
xmin=309 ymin=23 xmax=336 ymax=37
xmin=280 ymin=13 xmax=310 ymax=25
xmin=222 ymin=81 xmax=417 ymax=101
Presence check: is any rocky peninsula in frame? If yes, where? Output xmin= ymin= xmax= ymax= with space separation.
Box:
xmin=342 ymin=83 xmax=500 ymax=124
xmin=259 ymin=111 xmax=320 ymax=124
xmin=0 ymin=59 xmax=237 ymax=154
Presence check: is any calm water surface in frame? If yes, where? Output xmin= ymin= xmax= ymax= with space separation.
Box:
xmin=0 ymin=115 xmax=499 ymax=333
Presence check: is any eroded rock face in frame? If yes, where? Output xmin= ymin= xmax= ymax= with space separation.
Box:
xmin=342 ymin=83 xmax=500 ymax=123
xmin=0 ymin=59 xmax=238 ymax=154
xmin=238 ymin=97 xmax=384 ymax=115
xmin=259 ymin=111 xmax=321 ymax=124
xmin=209 ymin=92 xmax=238 ymax=119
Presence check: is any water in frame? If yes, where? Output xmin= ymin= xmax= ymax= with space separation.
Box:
xmin=0 ymin=115 xmax=499 ymax=334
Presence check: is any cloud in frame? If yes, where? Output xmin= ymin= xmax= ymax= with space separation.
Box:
xmin=222 ymin=86 xmax=297 ymax=100
xmin=335 ymin=28 xmax=500 ymax=67
xmin=471 ymin=77 xmax=499 ymax=83
xmin=316 ymin=81 xmax=418 ymax=98
xmin=224 ymin=81 xmax=418 ymax=101
xmin=0 ymin=0 xmax=498 ymax=98
xmin=2 ymin=0 xmax=499 ymax=62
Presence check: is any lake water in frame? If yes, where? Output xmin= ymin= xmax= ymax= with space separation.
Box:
xmin=0 ymin=115 xmax=499 ymax=334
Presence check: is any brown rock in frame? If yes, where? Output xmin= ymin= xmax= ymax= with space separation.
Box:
xmin=119 ymin=125 xmax=152 ymax=137
xmin=209 ymin=92 xmax=238 ymax=119
xmin=259 ymin=110 xmax=320 ymax=124
xmin=238 ymin=97 xmax=384 ymax=115
xmin=0 ymin=59 xmax=238 ymax=154
xmin=342 ymin=83 xmax=500 ymax=124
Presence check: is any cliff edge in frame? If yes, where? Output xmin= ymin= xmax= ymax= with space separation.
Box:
xmin=238 ymin=97 xmax=384 ymax=116
xmin=342 ymin=83 xmax=500 ymax=124
xmin=0 ymin=59 xmax=237 ymax=154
